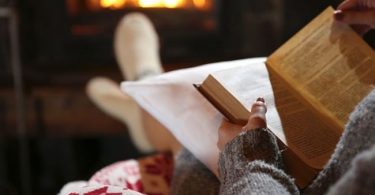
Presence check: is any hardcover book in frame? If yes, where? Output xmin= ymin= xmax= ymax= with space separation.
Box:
xmin=195 ymin=7 xmax=375 ymax=187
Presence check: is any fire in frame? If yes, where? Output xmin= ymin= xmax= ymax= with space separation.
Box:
xmin=91 ymin=0 xmax=211 ymax=10
xmin=164 ymin=0 xmax=184 ymax=8
xmin=100 ymin=0 xmax=126 ymax=9
xmin=193 ymin=0 xmax=206 ymax=8
xmin=138 ymin=0 xmax=184 ymax=8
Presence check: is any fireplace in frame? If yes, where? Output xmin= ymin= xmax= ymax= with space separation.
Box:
xmin=66 ymin=0 xmax=216 ymax=39
xmin=22 ymin=0 xmax=336 ymax=74
xmin=19 ymin=0 xmax=222 ymax=69
xmin=17 ymin=0 xmax=352 ymax=75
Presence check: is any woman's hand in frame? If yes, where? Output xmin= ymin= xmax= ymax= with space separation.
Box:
xmin=335 ymin=0 xmax=375 ymax=35
xmin=217 ymin=97 xmax=267 ymax=151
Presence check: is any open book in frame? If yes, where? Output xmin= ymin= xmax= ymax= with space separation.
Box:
xmin=195 ymin=7 xmax=375 ymax=187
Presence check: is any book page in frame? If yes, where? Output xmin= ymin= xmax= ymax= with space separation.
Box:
xmin=267 ymin=7 xmax=375 ymax=132
xmin=268 ymin=74 xmax=339 ymax=168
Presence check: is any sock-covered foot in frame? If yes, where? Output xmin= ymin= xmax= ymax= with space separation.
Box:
xmin=86 ymin=77 xmax=154 ymax=153
xmin=114 ymin=12 xmax=163 ymax=81
xmin=87 ymin=13 xmax=180 ymax=154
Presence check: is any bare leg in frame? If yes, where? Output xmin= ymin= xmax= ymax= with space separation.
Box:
xmin=141 ymin=110 xmax=181 ymax=155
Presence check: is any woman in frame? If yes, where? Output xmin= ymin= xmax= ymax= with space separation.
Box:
xmin=213 ymin=1 xmax=375 ymax=194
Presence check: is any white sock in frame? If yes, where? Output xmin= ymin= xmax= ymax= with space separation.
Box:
xmin=87 ymin=13 xmax=165 ymax=153
xmin=114 ymin=12 xmax=163 ymax=81
xmin=86 ymin=77 xmax=154 ymax=153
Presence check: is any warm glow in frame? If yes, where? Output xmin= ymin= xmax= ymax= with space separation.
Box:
xmin=164 ymin=0 xmax=184 ymax=8
xmin=100 ymin=0 xmax=126 ymax=8
xmin=138 ymin=0 xmax=163 ymax=7
xmin=193 ymin=0 xmax=206 ymax=8
xmin=93 ymin=0 xmax=211 ymax=9
xmin=138 ymin=0 xmax=184 ymax=8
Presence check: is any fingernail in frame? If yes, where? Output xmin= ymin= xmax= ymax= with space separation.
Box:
xmin=256 ymin=97 xmax=265 ymax=103
xmin=334 ymin=10 xmax=344 ymax=21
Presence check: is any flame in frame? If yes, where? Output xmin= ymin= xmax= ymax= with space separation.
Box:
xmin=193 ymin=0 xmax=206 ymax=8
xmin=138 ymin=0 xmax=184 ymax=8
xmin=164 ymin=0 xmax=184 ymax=8
xmin=138 ymin=0 xmax=162 ymax=7
xmin=100 ymin=0 xmax=126 ymax=9
xmin=96 ymin=0 xmax=210 ymax=9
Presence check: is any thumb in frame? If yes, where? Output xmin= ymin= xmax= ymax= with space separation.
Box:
xmin=250 ymin=97 xmax=267 ymax=115
xmin=243 ymin=97 xmax=267 ymax=130
xmin=335 ymin=9 xmax=375 ymax=28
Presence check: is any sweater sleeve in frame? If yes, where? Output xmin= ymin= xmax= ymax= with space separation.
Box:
xmin=327 ymin=144 xmax=375 ymax=195
xmin=218 ymin=128 xmax=299 ymax=195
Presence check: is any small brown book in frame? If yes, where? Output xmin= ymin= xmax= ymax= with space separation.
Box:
xmin=195 ymin=7 xmax=375 ymax=188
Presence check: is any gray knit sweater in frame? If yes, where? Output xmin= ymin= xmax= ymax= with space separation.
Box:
xmin=171 ymin=90 xmax=375 ymax=195
xmin=218 ymin=128 xmax=299 ymax=195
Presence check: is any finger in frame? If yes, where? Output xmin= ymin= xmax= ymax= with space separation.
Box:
xmin=337 ymin=0 xmax=360 ymax=11
xmin=244 ymin=114 xmax=267 ymax=130
xmin=256 ymin=97 xmax=265 ymax=103
xmin=335 ymin=9 xmax=375 ymax=28
xmin=251 ymin=99 xmax=267 ymax=114
xmin=243 ymin=98 xmax=267 ymax=130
